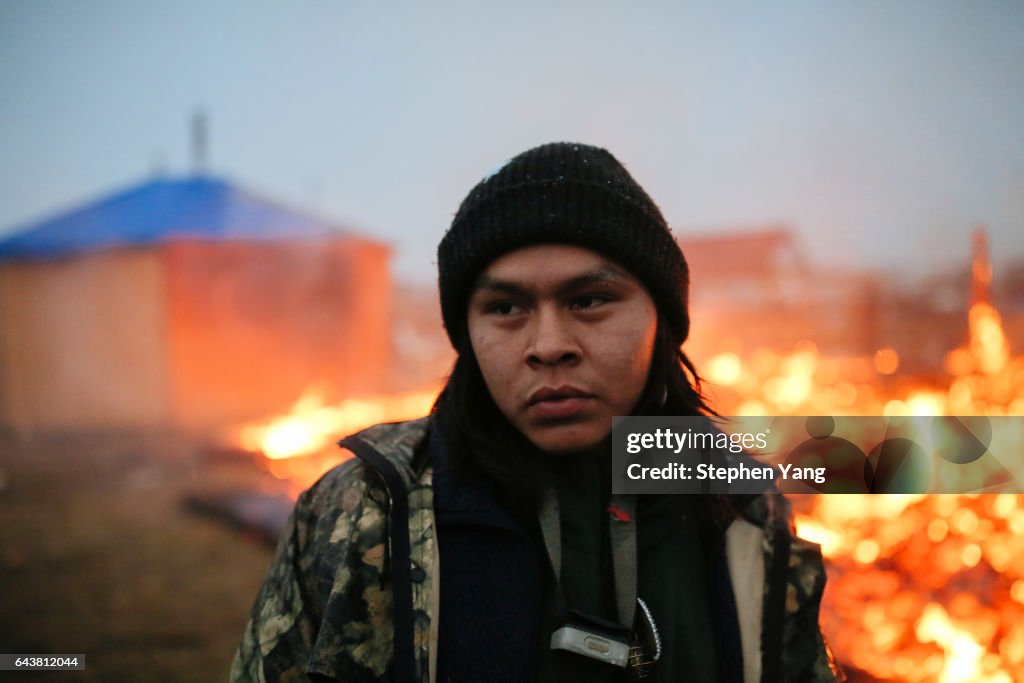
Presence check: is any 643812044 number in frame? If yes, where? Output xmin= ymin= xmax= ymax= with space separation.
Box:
xmin=1 ymin=654 xmax=85 ymax=670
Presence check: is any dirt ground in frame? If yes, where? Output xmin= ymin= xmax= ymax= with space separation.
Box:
xmin=0 ymin=429 xmax=283 ymax=682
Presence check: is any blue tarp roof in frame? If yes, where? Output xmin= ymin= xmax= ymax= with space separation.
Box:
xmin=0 ymin=175 xmax=371 ymax=260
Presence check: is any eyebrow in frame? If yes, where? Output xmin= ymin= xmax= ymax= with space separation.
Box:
xmin=471 ymin=265 xmax=630 ymax=298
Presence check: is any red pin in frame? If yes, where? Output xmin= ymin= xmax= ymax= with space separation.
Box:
xmin=607 ymin=504 xmax=632 ymax=523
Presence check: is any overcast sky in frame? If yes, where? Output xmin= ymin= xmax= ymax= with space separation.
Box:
xmin=2 ymin=1 xmax=1022 ymax=283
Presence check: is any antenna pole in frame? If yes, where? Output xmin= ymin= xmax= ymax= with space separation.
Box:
xmin=191 ymin=110 xmax=208 ymax=174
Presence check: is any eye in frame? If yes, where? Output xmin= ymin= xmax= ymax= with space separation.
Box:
xmin=487 ymin=301 xmax=524 ymax=316
xmin=569 ymin=294 xmax=613 ymax=310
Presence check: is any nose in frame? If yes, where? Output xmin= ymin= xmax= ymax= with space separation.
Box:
xmin=526 ymin=307 xmax=581 ymax=367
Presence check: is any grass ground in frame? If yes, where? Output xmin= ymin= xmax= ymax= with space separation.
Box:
xmin=0 ymin=430 xmax=279 ymax=682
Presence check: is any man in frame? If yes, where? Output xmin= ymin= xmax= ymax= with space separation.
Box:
xmin=230 ymin=142 xmax=842 ymax=682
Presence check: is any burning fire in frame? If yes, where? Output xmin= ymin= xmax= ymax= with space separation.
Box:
xmin=791 ymin=493 xmax=1024 ymax=682
xmin=701 ymin=295 xmax=1021 ymax=680
xmin=231 ymin=386 xmax=438 ymax=493
xmin=697 ymin=231 xmax=1022 ymax=680
xmin=968 ymin=302 xmax=1011 ymax=378
xmin=229 ymin=233 xmax=1021 ymax=682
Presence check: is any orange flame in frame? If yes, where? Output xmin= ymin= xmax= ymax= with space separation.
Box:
xmin=715 ymin=285 xmax=1019 ymax=681
xmin=231 ymin=387 xmax=439 ymax=494
xmin=229 ymin=262 xmax=1021 ymax=681
xmin=236 ymin=387 xmax=438 ymax=460
xmin=969 ymin=302 xmax=1010 ymax=377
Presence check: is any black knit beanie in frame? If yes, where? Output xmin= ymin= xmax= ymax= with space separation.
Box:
xmin=437 ymin=142 xmax=689 ymax=351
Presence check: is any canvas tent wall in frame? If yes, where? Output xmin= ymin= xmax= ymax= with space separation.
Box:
xmin=0 ymin=176 xmax=391 ymax=433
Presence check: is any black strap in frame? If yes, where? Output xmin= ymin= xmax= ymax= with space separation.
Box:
xmin=761 ymin=525 xmax=792 ymax=683
xmin=340 ymin=436 xmax=416 ymax=683
xmin=607 ymin=494 xmax=638 ymax=628
xmin=538 ymin=486 xmax=638 ymax=629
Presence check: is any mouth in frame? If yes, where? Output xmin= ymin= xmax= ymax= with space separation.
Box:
xmin=527 ymin=385 xmax=596 ymax=419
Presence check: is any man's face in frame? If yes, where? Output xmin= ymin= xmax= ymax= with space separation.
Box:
xmin=467 ymin=244 xmax=658 ymax=454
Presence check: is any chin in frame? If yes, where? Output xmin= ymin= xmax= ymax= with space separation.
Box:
xmin=525 ymin=422 xmax=608 ymax=455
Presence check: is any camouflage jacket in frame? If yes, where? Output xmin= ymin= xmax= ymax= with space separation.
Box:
xmin=230 ymin=417 xmax=843 ymax=683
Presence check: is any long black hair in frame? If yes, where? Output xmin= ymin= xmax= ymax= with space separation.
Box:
xmin=433 ymin=314 xmax=735 ymax=525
